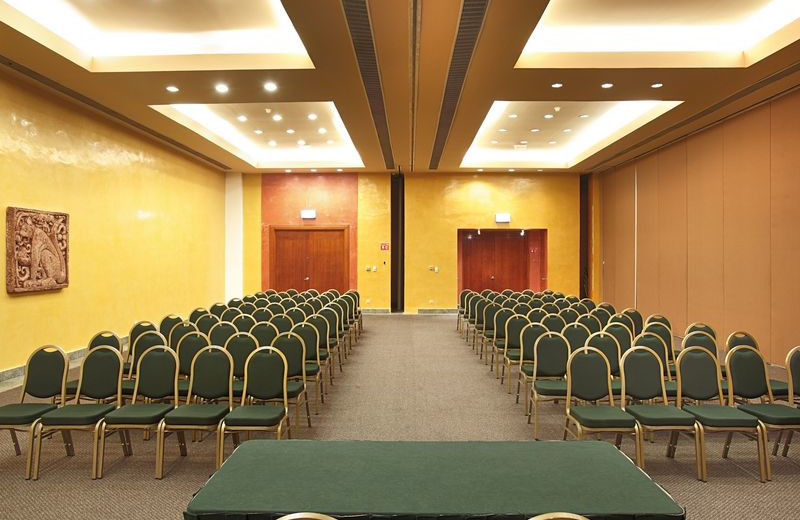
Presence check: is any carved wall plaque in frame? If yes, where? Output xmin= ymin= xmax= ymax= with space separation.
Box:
xmin=6 ymin=207 xmax=69 ymax=294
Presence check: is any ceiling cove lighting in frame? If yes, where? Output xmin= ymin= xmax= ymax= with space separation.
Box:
xmin=214 ymin=83 xmax=229 ymax=93
xmin=264 ymin=82 xmax=278 ymax=92
xmin=165 ymin=85 xmax=179 ymax=93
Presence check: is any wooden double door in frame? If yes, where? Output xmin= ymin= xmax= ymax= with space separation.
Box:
xmin=270 ymin=227 xmax=349 ymax=293
xmin=458 ymin=229 xmax=547 ymax=293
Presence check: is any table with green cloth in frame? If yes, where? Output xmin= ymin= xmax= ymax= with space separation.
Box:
xmin=184 ymin=440 xmax=685 ymax=520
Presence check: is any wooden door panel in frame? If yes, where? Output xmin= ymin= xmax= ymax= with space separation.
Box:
xmin=461 ymin=231 xmax=495 ymax=291
xmin=306 ymin=229 xmax=348 ymax=293
xmin=273 ymin=230 xmax=308 ymax=292
xmin=494 ymin=231 xmax=528 ymax=292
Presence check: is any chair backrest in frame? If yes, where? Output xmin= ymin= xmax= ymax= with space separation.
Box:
xmin=676 ymin=347 xmax=723 ymax=404
xmin=293 ymin=322 xmax=321 ymax=361
xmin=553 ymin=298 xmax=570 ymax=310
xmin=298 ymin=303 xmax=315 ymax=317
xmin=643 ymin=322 xmax=674 ymax=361
xmin=176 ymin=332 xmax=210 ymax=377
xmin=243 ymin=294 xmax=257 ymax=303
xmin=598 ymin=302 xmax=616 ymax=315
xmin=76 ymin=346 xmax=122 ymax=405
xmin=21 ymin=345 xmax=67 ymax=404
xmin=512 ymin=303 xmax=531 ymax=315
xmin=169 ymin=321 xmax=198 ymax=350
xmin=609 ymin=313 xmax=635 ymax=335
xmin=590 ymin=307 xmax=611 ymax=327
xmin=129 ymin=321 xmax=157 ymax=356
xmin=189 ymin=308 xmax=209 ymax=323
xmin=682 ymin=331 xmax=717 ymax=357
xmin=129 ymin=331 xmax=168 ymax=377
xmin=586 ymin=331 xmax=622 ymax=376
xmin=209 ymin=322 xmax=237 ymax=348
xmin=621 ymin=346 xmax=667 ymax=403
xmin=541 ymin=313 xmax=566 ymax=333
xmin=89 ymin=331 xmax=122 ymax=351
xmin=645 ymin=314 xmax=671 ymax=330
xmin=566 ymin=347 xmax=614 ymax=405
xmin=318 ymin=308 xmax=340 ymax=340
xmin=787 ymin=346 xmax=800 ymax=406
xmin=268 ymin=294 xmax=283 ymax=303
xmin=603 ymin=322 xmax=632 ymax=354
xmin=270 ymin=314 xmax=295 ymax=333
xmin=579 ymin=298 xmax=596 ymax=311
xmin=541 ymin=295 xmax=556 ymax=304
xmin=286 ymin=288 xmax=299 ymax=296
xmin=726 ymin=345 xmax=772 ymax=403
xmin=267 ymin=302 xmax=286 ymax=315
xmin=504 ymin=315 xmax=529 ymax=350
xmin=527 ymin=308 xmax=547 ymax=323
xmin=250 ymin=321 xmax=281 ymax=347
xmin=159 ymin=314 xmax=183 ymax=339
xmin=726 ymin=330 xmax=758 ymax=351
xmin=254 ymin=298 xmax=269 ymax=309
xmin=530 ymin=298 xmax=544 ymax=309
xmin=224 ymin=332 xmax=259 ymax=379
xmin=239 ymin=302 xmax=257 ymax=316
xmin=459 ymin=289 xmax=471 ymax=311
xmin=576 ymin=314 xmax=602 ymax=334
xmin=621 ymin=308 xmax=643 ymax=336
xmin=187 ymin=346 xmax=233 ymax=405
xmin=521 ymin=322 xmax=549 ymax=363
xmin=569 ymin=302 xmax=589 ymax=315
xmin=270 ymin=332 xmax=307 ymax=380
xmin=228 ymin=297 xmax=244 ymax=308
xmin=475 ymin=299 xmax=489 ymax=327
xmin=280 ymin=298 xmax=296 ymax=311
xmin=252 ymin=308 xmax=273 ymax=323
xmin=196 ymin=313 xmax=220 ymax=335
xmin=558 ymin=308 xmax=579 ymax=324
xmin=533 ymin=332 xmax=570 ymax=378
xmin=493 ymin=309 xmax=514 ymax=339
xmin=232 ymin=314 xmax=257 ymax=333
xmin=685 ymin=322 xmax=716 ymax=339
xmin=562 ymin=322 xmax=591 ymax=352
xmin=132 ymin=346 xmax=179 ymax=403
xmin=307 ymin=298 xmax=323 ymax=313
xmin=286 ymin=308 xmax=307 ymax=324
xmin=220 ymin=307 xmax=242 ymax=323
xmin=209 ymin=302 xmax=228 ymax=317
xmin=242 ymin=347 xmax=288 ymax=405
xmin=633 ymin=332 xmax=671 ymax=378
xmin=542 ymin=302 xmax=559 ymax=314
xmin=565 ymin=295 xmax=580 ymax=305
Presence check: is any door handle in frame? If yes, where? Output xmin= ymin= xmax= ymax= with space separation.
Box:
xmin=304 ymin=276 xmax=310 ymax=281
xmin=490 ymin=275 xmax=495 ymax=280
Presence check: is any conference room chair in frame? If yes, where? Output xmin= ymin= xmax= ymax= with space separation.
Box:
xmin=270 ymin=332 xmax=312 ymax=428
xmin=528 ymin=332 xmax=570 ymax=439
xmin=603 ymin=322 xmax=633 ymax=355
xmin=598 ymin=302 xmax=616 ymax=315
xmin=298 ymin=302 xmax=315 ymax=318
xmin=586 ymin=332 xmax=622 ymax=382
xmin=726 ymin=345 xmax=800 ymax=475
xmin=727 ymin=330 xmax=759 ymax=352
xmin=565 ymin=295 xmax=579 ymax=304
xmin=685 ymin=321 xmax=717 ymax=339
xmin=329 ymin=301 xmax=354 ymax=353
xmin=125 ymin=331 xmax=168 ymax=381
xmin=287 ymin=308 xmax=306 ymax=326
xmin=253 ymin=298 xmax=269 ymax=309
xmin=232 ymin=314 xmax=257 ymax=333
xmin=541 ymin=294 xmax=556 ymax=304
xmin=471 ymin=298 xmax=490 ymax=352
xmin=292 ymin=322 xmax=326 ymax=412
xmin=88 ymin=330 xmax=122 ymax=352
xmin=542 ymin=302 xmax=560 ymax=314
xmin=558 ymin=308 xmax=580 ymax=325
xmin=97 ymin=346 xmax=178 ymax=479
xmin=209 ymin=302 xmax=228 ymax=318
xmin=579 ymin=298 xmax=596 ymax=311
xmin=156 ymin=346 xmax=234 ymax=478
xmin=168 ymin=321 xmax=198 ymax=350
xmin=488 ymin=308 xmax=514 ymax=373
xmin=270 ymin=314 xmax=295 ymax=335
xmin=643 ymin=322 xmax=675 ymax=376
xmin=632 ymin=332 xmax=673 ymax=385
xmin=318 ymin=293 xmax=332 ymax=304
xmin=196 ymin=313 xmax=220 ymax=335
xmin=279 ymin=298 xmax=297 ymax=311
xmin=343 ymin=291 xmax=363 ymax=336
xmin=286 ymin=289 xmax=299 ymax=297
xmin=645 ymin=314 xmax=671 ymax=329
xmin=218 ymin=347 xmax=290 ymax=465
xmin=333 ymin=298 xmax=357 ymax=345
xmin=501 ymin=298 xmax=517 ymax=309
xmin=250 ymin=322 xmax=280 ymax=349
xmin=267 ymin=294 xmax=283 ymax=303
xmin=622 ymin=308 xmax=644 ymax=336
xmin=307 ymin=314 xmax=340 ymax=378
xmin=562 ymin=322 xmax=591 ymax=352
xmin=526 ymin=308 xmax=547 ymax=324
xmin=159 ymin=314 xmax=183 ymax=340
xmin=499 ymin=314 xmax=529 ymax=392
xmin=32 ymin=346 xmax=123 ymax=480
xmin=252 ymin=308 xmax=273 ymax=323
xmin=176 ymin=332 xmax=210 ymax=396
xmin=541 ymin=313 xmax=566 ymax=333
xmin=620 ymin=346 xmax=699 ymax=474
xmin=126 ymin=321 xmax=158 ymax=368
xmin=776 ymin=346 xmax=800 ymax=456
xmin=319 ymin=308 xmax=345 ymax=363
xmin=209 ymin=322 xmax=238 ymax=348
xmin=563 ymin=347 xmax=640 ymax=465
xmin=675 ymin=347 xmax=767 ymax=482
xmin=464 ymin=294 xmax=482 ymax=342
xmin=242 ymin=294 xmax=258 ymax=304
xmin=553 ymin=298 xmax=570 ymax=311
xmin=513 ymin=303 xmax=532 ymax=315
xmin=516 ymin=322 xmax=549 ymax=407
xmin=682 ymin=331 xmax=722 ymax=379
xmin=569 ymin=302 xmax=590 ymax=316
xmin=576 ymin=314 xmax=602 ymax=334
xmin=589 ymin=307 xmax=611 ymax=327
xmin=608 ymin=313 xmax=636 ymax=337
xmin=189 ymin=307 xmax=209 ymax=323
xmin=306 ymin=289 xmax=319 ymax=297
xmin=239 ymin=302 xmax=257 ymax=316
xmin=220 ymin=307 xmax=242 ymax=323
xmin=224 ymin=332 xmax=260 ymax=397
xmin=0 ymin=345 xmax=67 ymax=479
xmin=267 ymin=302 xmax=286 ymax=315
xmin=530 ymin=297 xmax=544 ymax=309
xmin=226 ymin=298 xmax=242 ymax=308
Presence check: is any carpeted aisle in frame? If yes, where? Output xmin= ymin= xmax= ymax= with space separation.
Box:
xmin=1 ymin=314 xmax=798 ymax=519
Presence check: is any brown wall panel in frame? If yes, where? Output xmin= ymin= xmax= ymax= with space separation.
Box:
xmin=635 ymin=155 xmax=660 ymax=318
xmin=722 ymin=105 xmax=772 ymax=360
xmin=601 ymin=165 xmax=635 ymax=309
xmin=770 ymin=94 xmax=800 ymax=364
xmin=657 ymin=142 xmax=688 ymax=333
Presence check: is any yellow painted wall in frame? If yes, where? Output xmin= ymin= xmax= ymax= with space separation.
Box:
xmin=589 ymin=173 xmax=603 ymax=301
xmin=404 ymin=173 xmax=580 ymax=312
xmin=242 ymin=173 xmax=262 ymax=295
xmin=357 ymin=173 xmax=391 ymax=309
xmin=0 ymin=71 xmax=225 ymax=372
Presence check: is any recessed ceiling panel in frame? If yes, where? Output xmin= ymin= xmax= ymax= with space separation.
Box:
xmin=151 ymin=101 xmax=363 ymax=170
xmin=461 ymin=100 xmax=682 ymax=170
xmin=0 ymin=0 xmax=312 ymax=71
xmin=516 ymin=0 xmax=800 ymax=68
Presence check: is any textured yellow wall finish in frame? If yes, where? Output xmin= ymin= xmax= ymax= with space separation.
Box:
xmin=404 ymin=173 xmax=580 ymax=312
xmin=242 ymin=173 xmax=262 ymax=295
xmin=0 ymin=71 xmax=226 ymax=371
xmin=356 ymin=173 xmax=391 ymax=309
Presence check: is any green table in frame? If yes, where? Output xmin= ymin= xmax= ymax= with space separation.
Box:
xmin=185 ymin=440 xmax=685 ymax=520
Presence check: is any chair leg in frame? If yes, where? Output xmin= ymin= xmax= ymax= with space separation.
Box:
xmin=722 ymin=431 xmax=734 ymax=458
xmin=615 ymin=433 xmax=623 ymax=449
xmin=562 ymin=415 xmax=569 ymax=441
xmin=759 ymin=423 xmax=771 ymax=482
xmin=215 ymin=424 xmax=225 ymax=470
xmin=692 ymin=424 xmax=703 ymax=481
xmin=97 ymin=423 xmax=108 ymax=479
xmin=31 ymin=423 xmax=44 ymax=480
xmin=782 ymin=429 xmax=794 ymax=457
xmin=61 ymin=430 xmax=75 ymax=457
xmin=155 ymin=421 xmax=165 ymax=479
xmin=177 ymin=431 xmax=187 ymax=456
xmin=499 ymin=363 xmax=505 ymax=385
xmin=756 ymin=424 xmax=768 ymax=483
xmin=773 ymin=430 xmax=783 ymax=456
xmin=25 ymin=421 xmax=41 ymax=480
xmin=91 ymin=423 xmax=102 ymax=479
xmin=696 ymin=423 xmax=707 ymax=482
xmin=119 ymin=429 xmax=130 ymax=456
xmin=304 ymin=394 xmax=312 ymax=427
xmin=634 ymin=424 xmax=643 ymax=469
xmin=532 ymin=397 xmax=540 ymax=439
xmin=314 ymin=377 xmax=321 ymax=415
xmin=10 ymin=429 xmax=21 ymax=456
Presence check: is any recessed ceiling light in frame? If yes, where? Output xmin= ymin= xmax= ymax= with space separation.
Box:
xmin=651 ymin=83 xmax=664 ymax=89
xmin=498 ymin=128 xmax=508 ymax=132
xmin=326 ymin=139 xmax=334 ymax=144
xmin=264 ymin=81 xmax=278 ymax=92
xmin=520 ymin=140 xmax=528 ymax=144
xmin=530 ymin=128 xmax=540 ymax=132
xmin=237 ymin=115 xmax=247 ymax=122
xmin=544 ymin=114 xmax=554 ymax=119
xmin=310 ymin=169 xmax=317 ymax=172
xmin=537 ymin=169 xmax=543 ymax=172
xmin=272 ymin=114 xmax=282 ymax=121
xmin=563 ymin=128 xmax=572 ymax=133
xmin=214 ymin=83 xmax=229 ymax=93
xmin=477 ymin=168 xmax=484 ymax=172
xmin=336 ymin=168 xmax=343 ymax=172
xmin=318 ymin=127 xmax=327 ymax=134
xmin=297 ymin=139 xmax=306 ymax=146
xmin=308 ymin=113 xmax=318 ymax=120
xmin=265 ymin=108 xmax=272 ymax=114
xmin=548 ymin=140 xmax=557 ymax=145
xmin=508 ymin=169 xmax=515 ymax=172
xmin=165 ymin=85 xmax=179 ymax=93
xmin=286 ymin=129 xmax=295 ymax=134
xmin=268 ymin=140 xmax=277 ymax=147
xmin=254 ymin=129 xmax=263 ymax=135
xmin=601 ymin=83 xmax=614 ymax=89
xmin=579 ymin=114 xmax=589 ymax=118
xmin=551 ymin=83 xmax=563 ymax=88
xmin=554 ymin=106 xmax=561 ymax=112
xmin=508 ymin=114 xmax=518 ymax=119
xmin=490 ymin=140 xmax=498 ymax=144
xmin=285 ymin=169 xmax=292 ymax=173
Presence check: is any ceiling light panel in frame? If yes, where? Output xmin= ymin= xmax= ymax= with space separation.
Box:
xmin=515 ymin=0 xmax=800 ymax=68
xmin=0 ymin=0 xmax=313 ymax=72
xmin=150 ymin=101 xmax=363 ymax=169
xmin=461 ymin=100 xmax=682 ymax=169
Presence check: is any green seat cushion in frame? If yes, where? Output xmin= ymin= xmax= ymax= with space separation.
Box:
xmin=770 ymin=380 xmax=790 ymax=397
xmin=41 ymin=403 xmax=115 ymax=426
xmin=164 ymin=404 xmax=229 ymax=426
xmin=105 ymin=403 xmax=174 ymax=425
xmin=121 ymin=379 xmax=136 ymax=396
xmin=683 ymin=404 xmax=758 ymax=427
xmin=65 ymin=379 xmax=79 ymax=395
xmin=626 ymin=404 xmax=696 ymax=426
xmin=738 ymin=403 xmax=800 ymax=425
xmin=231 ymin=380 xmax=245 ymax=397
xmin=305 ymin=363 xmax=320 ymax=376
xmin=482 ymin=330 xmax=495 ymax=339
xmin=668 ymin=363 xmax=676 ymax=377
xmin=610 ymin=379 xmax=622 ymax=395
xmin=0 ymin=403 xmax=57 ymax=425
xmin=504 ymin=349 xmax=521 ymax=361
xmin=178 ymin=379 xmax=190 ymax=397
xmin=533 ymin=379 xmax=567 ymax=396
xmin=665 ymin=380 xmax=677 ymax=398
xmin=287 ymin=381 xmax=305 ymax=398
xmin=495 ymin=339 xmax=506 ymax=348
xmin=520 ymin=365 xmax=534 ymax=377
xmin=224 ymin=405 xmax=285 ymax=427
xmin=570 ymin=405 xmax=636 ymax=428
xmin=318 ymin=351 xmax=330 ymax=361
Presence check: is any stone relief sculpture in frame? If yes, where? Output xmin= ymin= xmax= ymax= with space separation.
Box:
xmin=6 ymin=207 xmax=69 ymax=294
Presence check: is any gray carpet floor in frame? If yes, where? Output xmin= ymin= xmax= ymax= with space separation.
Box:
xmin=1 ymin=314 xmax=798 ymax=519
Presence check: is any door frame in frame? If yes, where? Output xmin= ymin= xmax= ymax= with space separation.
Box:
xmin=268 ymin=225 xmax=350 ymax=291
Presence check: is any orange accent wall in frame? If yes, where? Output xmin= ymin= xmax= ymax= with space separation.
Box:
xmin=599 ymin=89 xmax=800 ymax=365
xmin=261 ymin=173 xmax=358 ymax=290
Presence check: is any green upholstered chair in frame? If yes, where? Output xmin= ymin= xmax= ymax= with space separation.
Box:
xmin=675 ymin=347 xmax=768 ymax=482
xmin=280 ymin=298 xmax=297 ymax=311
xmin=168 ymin=321 xmax=198 ymax=350
xmin=580 ymin=298 xmax=597 ymax=311
xmin=553 ymin=298 xmax=570 ymax=311
xmin=159 ymin=314 xmax=183 ymax=341
xmin=218 ymin=347 xmax=290 ymax=464
xmin=685 ymin=322 xmax=716 ymax=339
xmin=586 ymin=331 xmax=622 ymax=381
xmin=576 ymin=314 xmax=602 ymax=334
xmin=558 ymin=308 xmax=580 ymax=325
xmin=209 ymin=322 xmax=237 ymax=348
xmin=318 ymin=307 xmax=344 ymax=363
xmin=516 ymin=322 xmax=549 ymax=407
xmin=0 ymin=345 xmax=67 ymax=479
xmin=267 ymin=293 xmax=283 ymax=303
xmin=541 ymin=294 xmax=556 ymax=304
xmin=97 ymin=346 xmax=179 ymax=478
xmin=643 ymin=322 xmax=675 ymax=375
xmin=621 ymin=308 xmax=643 ymax=336
xmin=569 ymin=302 xmax=590 ymax=316
xmin=645 ymin=314 xmax=671 ymax=330
xmin=250 ymin=321 xmax=280 ymax=348
xmin=252 ymin=308 xmax=273 ymax=323
xmin=32 ymin=346 xmax=123 ymax=480
xmin=88 ymin=331 xmax=122 ymax=352
xmin=239 ymin=302 xmax=257 ymax=316
xmin=126 ymin=331 xmax=167 ymax=381
xmin=682 ymin=331 xmax=721 ymax=377
xmin=465 ymin=295 xmax=483 ymax=343
xmin=499 ymin=314 xmax=529 ymax=392
xmin=777 ymin=346 xmax=800 ymax=456
xmin=189 ymin=308 xmax=209 ymax=323
xmin=526 ymin=308 xmax=547 ymax=324
xmin=603 ymin=322 xmax=632 ymax=356
xmin=598 ymin=302 xmax=616 ymax=315
xmin=286 ymin=308 xmax=307 ymax=326
xmin=242 ymin=294 xmax=257 ymax=304
xmin=293 ymin=322 xmax=326 ymax=413
xmin=220 ymin=307 xmax=242 ymax=323
xmin=512 ymin=303 xmax=532 ymax=315
xmin=267 ymin=302 xmax=285 ymax=315
xmin=460 ymin=292 xmax=476 ymax=338
xmin=307 ymin=314 xmax=341 ymax=377
xmin=726 ymin=330 xmax=759 ymax=351
xmin=501 ymin=298 xmax=517 ymax=309
xmin=542 ymin=302 xmax=560 ymax=315
xmin=634 ymin=332 xmax=672 ymax=381
xmin=298 ymin=302 xmax=315 ymax=318
xmin=176 ymin=332 xmax=210 ymax=396
xmin=253 ymin=298 xmax=269 ymax=309
xmin=564 ymin=347 xmax=640 ymax=465
xmin=530 ymin=297 xmax=544 ymax=309
xmin=329 ymin=301 xmax=352 ymax=352
xmin=224 ymin=333 xmax=259 ymax=397
xmin=565 ymin=295 xmax=580 ymax=305
xmin=470 ymin=298 xmax=489 ymax=351
xmin=286 ymin=289 xmax=299 ymax=296
xmin=270 ymin=332 xmax=311 ymax=428
xmin=126 ymin=321 xmax=157 ymax=368
xmin=228 ymin=297 xmax=244 ymax=308
xmin=318 ymin=293 xmax=332 ymax=304
xmin=562 ymin=322 xmax=591 ymax=352
xmin=489 ymin=308 xmax=514 ymax=372
xmin=528 ymin=332 xmax=570 ymax=439
xmin=478 ymin=303 xmax=500 ymax=358
xmin=541 ymin=313 xmax=567 ymax=333
xmin=608 ymin=313 xmax=635 ymax=336
xmin=232 ymin=314 xmax=257 ymax=333
xmin=195 ymin=313 xmax=220 ymax=335
xmin=156 ymin=346 xmax=233 ymax=478
xmin=209 ymin=302 xmax=228 ymax=318
xmin=343 ymin=292 xmax=363 ymax=338
xmin=620 ymin=346 xmax=699 ymax=474
xmin=270 ymin=313 xmax=295 ymax=335
xmin=590 ymin=307 xmax=611 ymax=327
xmin=726 ymin=345 xmax=800 ymax=479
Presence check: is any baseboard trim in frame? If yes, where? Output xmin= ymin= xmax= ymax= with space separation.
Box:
xmin=362 ymin=308 xmax=391 ymax=314
xmin=418 ymin=308 xmax=458 ymax=314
